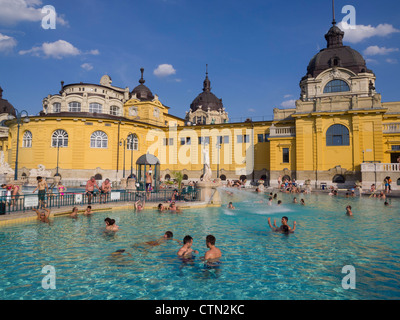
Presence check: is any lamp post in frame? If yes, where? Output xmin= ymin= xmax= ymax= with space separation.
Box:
xmin=55 ymin=139 xmax=62 ymax=177
xmin=8 ymin=109 xmax=30 ymax=181
xmin=119 ymin=138 xmax=126 ymax=178
xmin=127 ymin=132 xmax=135 ymax=178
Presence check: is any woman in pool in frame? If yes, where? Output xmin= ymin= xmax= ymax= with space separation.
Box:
xmin=227 ymin=202 xmax=235 ymax=209
xmin=105 ymin=217 xmax=119 ymax=231
xmin=70 ymin=207 xmax=79 ymax=218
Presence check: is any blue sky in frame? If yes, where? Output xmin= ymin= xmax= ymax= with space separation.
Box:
xmin=0 ymin=0 xmax=399 ymax=120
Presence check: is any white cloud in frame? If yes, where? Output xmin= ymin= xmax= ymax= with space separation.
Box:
xmin=0 ymin=0 xmax=68 ymax=26
xmin=386 ymin=58 xmax=398 ymax=64
xmin=283 ymin=94 xmax=293 ymax=99
xmin=0 ymin=33 xmax=17 ymax=52
xmin=81 ymin=63 xmax=93 ymax=71
xmin=19 ymin=40 xmax=98 ymax=59
xmin=363 ymin=45 xmax=399 ymax=56
xmin=153 ymin=64 xmax=176 ymax=77
xmin=280 ymin=99 xmax=296 ymax=108
xmin=338 ymin=22 xmax=400 ymax=43
xmin=248 ymin=108 xmax=256 ymax=113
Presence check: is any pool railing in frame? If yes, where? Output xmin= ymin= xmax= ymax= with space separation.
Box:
xmin=0 ymin=188 xmax=201 ymax=215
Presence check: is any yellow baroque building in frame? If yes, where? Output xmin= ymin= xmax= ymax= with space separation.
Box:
xmin=4 ymin=22 xmax=400 ymax=190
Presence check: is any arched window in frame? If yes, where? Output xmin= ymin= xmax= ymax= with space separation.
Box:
xmin=333 ymin=174 xmax=345 ymax=183
xmin=110 ymin=105 xmax=120 ymax=116
xmin=94 ymin=173 xmax=102 ymax=180
xmin=53 ymin=103 xmax=61 ymax=113
xmin=165 ymin=174 xmax=171 ymax=181
xmin=127 ymin=134 xmax=139 ymax=151
xmin=220 ymin=174 xmax=227 ymax=181
xmin=90 ymin=131 xmax=108 ymax=149
xmin=68 ymin=101 xmax=81 ymax=112
xmin=52 ymin=129 xmax=68 ymax=147
xmin=22 ymin=131 xmax=32 ymax=148
xmin=326 ymin=124 xmax=350 ymax=146
xmin=323 ymin=80 xmax=350 ymax=93
xmin=89 ymin=103 xmax=102 ymax=113
xmin=182 ymin=174 xmax=188 ymax=180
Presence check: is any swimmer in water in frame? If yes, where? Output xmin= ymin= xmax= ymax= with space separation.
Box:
xmin=267 ymin=197 xmax=273 ymax=206
xmin=293 ymin=197 xmax=297 ymax=203
xmin=227 ymin=202 xmax=235 ymax=209
xmin=345 ymin=205 xmax=353 ymax=216
xmin=32 ymin=207 xmax=51 ymax=222
xmin=135 ymin=200 xmax=144 ymax=211
xmin=111 ymin=249 xmax=132 ymax=257
xmin=105 ymin=217 xmax=119 ymax=231
xmin=84 ymin=205 xmax=93 ymax=215
xmin=300 ymin=199 xmax=305 ymax=205
xmin=268 ymin=216 xmax=296 ymax=233
xmin=203 ymin=234 xmax=222 ymax=262
xmin=144 ymin=231 xmax=181 ymax=246
xmin=277 ymin=200 xmax=282 ymax=206
xmin=70 ymin=206 xmax=79 ymax=218
xmin=177 ymin=235 xmax=199 ymax=258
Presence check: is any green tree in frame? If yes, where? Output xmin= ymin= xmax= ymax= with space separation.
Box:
xmin=172 ymin=171 xmax=183 ymax=191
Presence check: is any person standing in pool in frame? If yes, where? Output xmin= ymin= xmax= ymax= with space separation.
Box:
xmin=227 ymin=202 xmax=235 ymax=209
xmin=345 ymin=205 xmax=353 ymax=216
xmin=32 ymin=207 xmax=51 ymax=222
xmin=268 ymin=216 xmax=296 ymax=233
xmin=203 ymin=235 xmax=222 ymax=262
xmin=177 ymin=235 xmax=198 ymax=258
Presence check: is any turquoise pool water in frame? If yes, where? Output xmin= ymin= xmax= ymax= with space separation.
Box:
xmin=1 ymin=189 xmax=399 ymax=300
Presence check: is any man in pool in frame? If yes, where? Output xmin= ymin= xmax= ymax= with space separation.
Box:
xmin=345 ymin=205 xmax=353 ymax=216
xmin=227 ymin=202 xmax=235 ymax=209
xmin=177 ymin=235 xmax=199 ymax=258
xmin=144 ymin=231 xmax=181 ymax=247
xmin=32 ymin=207 xmax=51 ymax=222
xmin=203 ymin=234 xmax=222 ymax=262
xmin=268 ymin=216 xmax=296 ymax=233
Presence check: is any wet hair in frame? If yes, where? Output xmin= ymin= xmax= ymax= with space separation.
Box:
xmin=87 ymin=206 xmax=91 ymax=209
xmin=158 ymin=203 xmax=163 ymax=210
xmin=72 ymin=207 xmax=78 ymax=212
xmin=165 ymin=231 xmax=173 ymax=238
xmin=37 ymin=176 xmax=42 ymax=181
xmin=282 ymin=216 xmax=288 ymax=222
xmin=384 ymin=201 xmax=389 ymax=206
xmin=277 ymin=200 xmax=282 ymax=205
xmin=206 ymin=235 xmax=216 ymax=246
xmin=183 ymin=235 xmax=193 ymax=245
xmin=346 ymin=206 xmax=352 ymax=210
xmin=109 ymin=219 xmax=116 ymax=225
xmin=115 ymin=249 xmax=125 ymax=253
xmin=104 ymin=217 xmax=112 ymax=224
xmin=1 ymin=184 xmax=5 ymax=188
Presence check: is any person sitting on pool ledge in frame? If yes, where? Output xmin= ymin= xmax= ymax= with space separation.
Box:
xmin=202 ymin=234 xmax=222 ymax=263
xmin=268 ymin=216 xmax=296 ymax=233
xmin=177 ymin=235 xmax=198 ymax=258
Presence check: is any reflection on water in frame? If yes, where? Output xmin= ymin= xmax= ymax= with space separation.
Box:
xmin=0 ymin=188 xmax=400 ymax=300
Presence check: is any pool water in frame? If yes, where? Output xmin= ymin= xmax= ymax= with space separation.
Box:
xmin=1 ymin=189 xmax=399 ymax=300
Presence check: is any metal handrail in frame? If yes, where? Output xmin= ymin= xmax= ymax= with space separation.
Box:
xmin=0 ymin=188 xmax=200 ymax=215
